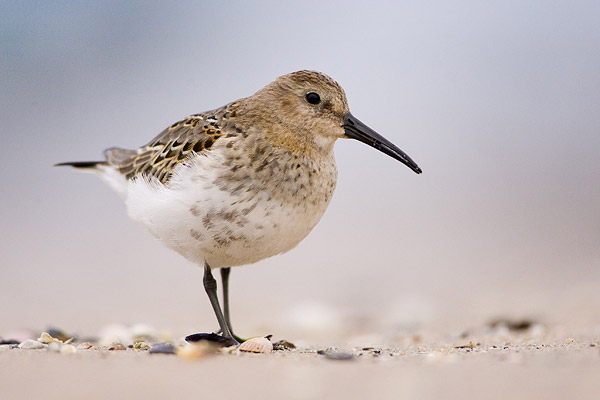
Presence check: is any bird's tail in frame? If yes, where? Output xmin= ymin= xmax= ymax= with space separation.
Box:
xmin=55 ymin=160 xmax=129 ymax=200
xmin=54 ymin=161 xmax=107 ymax=169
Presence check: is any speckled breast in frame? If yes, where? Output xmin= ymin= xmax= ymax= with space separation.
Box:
xmin=130 ymin=140 xmax=338 ymax=269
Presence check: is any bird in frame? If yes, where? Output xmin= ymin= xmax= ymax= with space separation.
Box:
xmin=57 ymin=70 xmax=422 ymax=345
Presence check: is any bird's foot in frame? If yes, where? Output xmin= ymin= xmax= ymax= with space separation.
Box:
xmin=185 ymin=332 xmax=239 ymax=347
xmin=215 ymin=329 xmax=247 ymax=344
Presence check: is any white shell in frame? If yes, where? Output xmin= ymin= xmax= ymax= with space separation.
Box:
xmin=19 ymin=340 xmax=46 ymax=349
xmin=176 ymin=342 xmax=220 ymax=360
xmin=38 ymin=332 xmax=62 ymax=344
xmin=238 ymin=337 xmax=273 ymax=353
xmin=47 ymin=342 xmax=62 ymax=352
xmin=60 ymin=344 xmax=77 ymax=354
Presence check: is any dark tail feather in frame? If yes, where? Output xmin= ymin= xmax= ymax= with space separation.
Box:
xmin=55 ymin=161 xmax=107 ymax=169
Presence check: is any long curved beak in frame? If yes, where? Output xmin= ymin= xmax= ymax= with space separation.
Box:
xmin=342 ymin=112 xmax=422 ymax=174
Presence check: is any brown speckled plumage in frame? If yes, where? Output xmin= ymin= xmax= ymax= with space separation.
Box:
xmin=105 ymin=102 xmax=241 ymax=184
xmin=57 ymin=70 xmax=421 ymax=343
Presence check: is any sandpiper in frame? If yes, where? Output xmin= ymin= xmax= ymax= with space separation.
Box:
xmin=57 ymin=70 xmax=421 ymax=344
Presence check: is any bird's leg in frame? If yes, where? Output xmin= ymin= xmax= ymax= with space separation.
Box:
xmin=203 ymin=263 xmax=237 ymax=343
xmin=220 ymin=267 xmax=246 ymax=343
xmin=220 ymin=267 xmax=233 ymax=330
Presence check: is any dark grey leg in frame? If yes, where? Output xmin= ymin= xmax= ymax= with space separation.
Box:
xmin=219 ymin=267 xmax=246 ymax=342
xmin=220 ymin=267 xmax=233 ymax=330
xmin=203 ymin=263 xmax=235 ymax=341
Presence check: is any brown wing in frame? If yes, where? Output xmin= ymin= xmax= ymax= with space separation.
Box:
xmin=105 ymin=102 xmax=240 ymax=184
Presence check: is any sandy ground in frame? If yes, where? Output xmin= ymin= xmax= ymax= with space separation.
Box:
xmin=2 ymin=325 xmax=599 ymax=400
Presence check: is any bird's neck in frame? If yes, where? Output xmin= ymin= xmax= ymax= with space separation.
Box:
xmin=264 ymin=125 xmax=335 ymax=159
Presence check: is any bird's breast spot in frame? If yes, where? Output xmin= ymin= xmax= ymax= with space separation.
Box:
xmin=241 ymin=202 xmax=257 ymax=216
xmin=189 ymin=204 xmax=202 ymax=217
xmin=190 ymin=229 xmax=203 ymax=241
xmin=212 ymin=230 xmax=247 ymax=249
xmin=202 ymin=214 xmax=214 ymax=229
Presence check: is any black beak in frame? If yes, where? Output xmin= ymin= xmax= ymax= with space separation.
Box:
xmin=342 ymin=112 xmax=422 ymax=174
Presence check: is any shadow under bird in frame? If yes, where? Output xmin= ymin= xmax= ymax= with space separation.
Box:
xmin=57 ymin=70 xmax=421 ymax=345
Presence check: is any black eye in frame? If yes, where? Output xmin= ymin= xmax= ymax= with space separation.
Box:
xmin=305 ymin=92 xmax=321 ymax=105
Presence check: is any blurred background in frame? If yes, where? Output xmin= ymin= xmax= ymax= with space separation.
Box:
xmin=1 ymin=0 xmax=599 ymax=344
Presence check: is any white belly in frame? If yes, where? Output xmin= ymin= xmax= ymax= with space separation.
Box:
xmin=124 ymin=151 xmax=336 ymax=268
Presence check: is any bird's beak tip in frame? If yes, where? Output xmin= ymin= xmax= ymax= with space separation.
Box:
xmin=342 ymin=112 xmax=422 ymax=174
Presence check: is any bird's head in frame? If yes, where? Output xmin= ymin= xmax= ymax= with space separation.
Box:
xmin=250 ymin=70 xmax=421 ymax=174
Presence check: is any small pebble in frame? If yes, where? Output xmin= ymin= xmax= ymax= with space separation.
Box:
xmin=77 ymin=342 xmax=94 ymax=350
xmin=0 ymin=339 xmax=20 ymax=346
xmin=318 ymin=347 xmax=355 ymax=361
xmin=273 ymin=340 xmax=296 ymax=351
xmin=108 ymin=343 xmax=127 ymax=351
xmin=19 ymin=340 xmax=46 ymax=350
xmin=324 ymin=351 xmax=355 ymax=361
xmin=149 ymin=343 xmax=176 ymax=355
xmin=454 ymin=341 xmax=479 ymax=349
xmin=317 ymin=346 xmax=337 ymax=355
xmin=133 ymin=341 xmax=151 ymax=351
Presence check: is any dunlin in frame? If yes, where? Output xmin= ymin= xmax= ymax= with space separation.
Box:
xmin=57 ymin=70 xmax=421 ymax=344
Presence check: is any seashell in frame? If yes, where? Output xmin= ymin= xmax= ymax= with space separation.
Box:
xmin=38 ymin=332 xmax=62 ymax=344
xmin=60 ymin=344 xmax=76 ymax=354
xmin=47 ymin=342 xmax=62 ymax=352
xmin=46 ymin=328 xmax=71 ymax=342
xmin=108 ymin=342 xmax=127 ymax=351
xmin=133 ymin=341 xmax=151 ymax=351
xmin=176 ymin=342 xmax=221 ymax=360
xmin=77 ymin=342 xmax=93 ymax=350
xmin=272 ymin=340 xmax=296 ymax=351
xmin=238 ymin=336 xmax=273 ymax=353
xmin=19 ymin=340 xmax=47 ymax=350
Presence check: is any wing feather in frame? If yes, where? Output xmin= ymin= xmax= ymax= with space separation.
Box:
xmin=105 ymin=101 xmax=240 ymax=184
